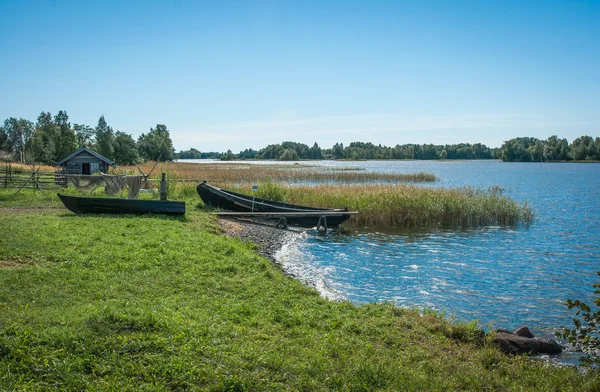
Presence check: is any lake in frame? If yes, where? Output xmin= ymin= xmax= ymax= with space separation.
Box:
xmin=187 ymin=159 xmax=600 ymax=357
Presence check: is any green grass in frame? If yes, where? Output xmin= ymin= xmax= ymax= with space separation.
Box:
xmin=0 ymin=191 xmax=598 ymax=390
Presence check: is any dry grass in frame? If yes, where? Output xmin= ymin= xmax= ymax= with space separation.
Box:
xmin=0 ymin=255 xmax=39 ymax=269
xmin=120 ymin=161 xmax=437 ymax=184
xmin=2 ymin=162 xmax=56 ymax=173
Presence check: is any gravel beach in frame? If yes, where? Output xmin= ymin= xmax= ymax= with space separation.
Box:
xmin=218 ymin=217 xmax=304 ymax=268
xmin=218 ymin=217 xmax=342 ymax=299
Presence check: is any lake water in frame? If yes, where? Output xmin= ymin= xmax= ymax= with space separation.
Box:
xmin=186 ymin=159 xmax=600 ymax=357
xmin=276 ymin=161 xmax=600 ymax=341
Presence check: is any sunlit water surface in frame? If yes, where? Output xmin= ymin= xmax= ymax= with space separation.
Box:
xmin=277 ymin=161 xmax=599 ymax=345
xmin=186 ymin=159 xmax=600 ymax=361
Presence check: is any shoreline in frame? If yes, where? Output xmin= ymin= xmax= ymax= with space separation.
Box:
xmin=218 ymin=217 xmax=338 ymax=295
xmin=218 ymin=217 xmax=303 ymax=268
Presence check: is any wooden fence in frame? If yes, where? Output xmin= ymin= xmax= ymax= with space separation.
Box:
xmin=1 ymin=164 xmax=67 ymax=191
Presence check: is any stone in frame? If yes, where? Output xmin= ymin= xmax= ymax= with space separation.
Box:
xmin=514 ymin=326 xmax=534 ymax=338
xmin=493 ymin=332 xmax=562 ymax=355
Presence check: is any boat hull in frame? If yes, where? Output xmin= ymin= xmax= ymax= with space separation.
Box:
xmin=58 ymin=194 xmax=185 ymax=215
xmin=196 ymin=182 xmax=354 ymax=228
xmin=197 ymin=182 xmax=342 ymax=212
xmin=214 ymin=211 xmax=354 ymax=228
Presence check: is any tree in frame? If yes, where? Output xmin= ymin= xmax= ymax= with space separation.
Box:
xmin=308 ymin=142 xmax=323 ymax=159
xmin=238 ymin=148 xmax=257 ymax=159
xmin=176 ymin=148 xmax=203 ymax=159
xmin=113 ymin=131 xmax=139 ymax=165
xmin=73 ymin=123 xmax=95 ymax=148
xmin=257 ymin=144 xmax=284 ymax=159
xmin=137 ymin=124 xmax=174 ymax=161
xmin=31 ymin=112 xmax=61 ymax=164
xmin=527 ymin=140 xmax=544 ymax=162
xmin=332 ymin=143 xmax=345 ymax=159
xmin=2 ymin=117 xmax=34 ymax=163
xmin=0 ymin=125 xmax=8 ymax=154
xmin=571 ymin=136 xmax=596 ymax=161
xmin=279 ymin=148 xmax=299 ymax=161
xmin=219 ymin=149 xmax=235 ymax=161
xmin=54 ymin=110 xmax=76 ymax=159
xmin=95 ymin=115 xmax=115 ymax=160
xmin=499 ymin=137 xmax=541 ymax=162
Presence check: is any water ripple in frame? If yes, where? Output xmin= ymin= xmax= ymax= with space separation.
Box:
xmin=275 ymin=161 xmax=600 ymax=365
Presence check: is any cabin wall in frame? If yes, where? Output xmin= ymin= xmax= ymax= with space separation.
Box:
xmin=60 ymin=152 xmax=110 ymax=174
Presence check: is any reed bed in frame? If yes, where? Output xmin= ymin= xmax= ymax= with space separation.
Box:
xmin=228 ymin=182 xmax=534 ymax=229
xmin=122 ymin=161 xmax=437 ymax=184
xmin=122 ymin=162 xmax=531 ymax=229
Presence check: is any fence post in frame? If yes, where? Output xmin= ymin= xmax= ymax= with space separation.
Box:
xmin=160 ymin=173 xmax=167 ymax=201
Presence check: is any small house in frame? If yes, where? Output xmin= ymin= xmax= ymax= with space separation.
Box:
xmin=57 ymin=147 xmax=114 ymax=175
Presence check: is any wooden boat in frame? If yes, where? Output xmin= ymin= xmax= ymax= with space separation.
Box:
xmin=57 ymin=194 xmax=185 ymax=215
xmin=196 ymin=181 xmax=357 ymax=228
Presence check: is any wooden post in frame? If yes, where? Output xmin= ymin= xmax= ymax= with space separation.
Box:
xmin=14 ymin=167 xmax=40 ymax=195
xmin=160 ymin=173 xmax=167 ymax=201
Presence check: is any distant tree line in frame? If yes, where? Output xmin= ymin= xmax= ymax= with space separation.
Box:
xmin=174 ymin=148 xmax=222 ymax=159
xmin=178 ymin=141 xmax=498 ymax=161
xmin=499 ymin=135 xmax=600 ymax=162
xmin=0 ymin=111 xmax=175 ymax=165
xmin=4 ymin=114 xmax=598 ymax=165
xmin=176 ymin=136 xmax=600 ymax=162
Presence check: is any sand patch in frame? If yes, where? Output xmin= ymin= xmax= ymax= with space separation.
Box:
xmin=219 ymin=218 xmax=246 ymax=236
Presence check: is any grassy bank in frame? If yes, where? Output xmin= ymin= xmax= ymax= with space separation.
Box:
xmin=0 ymin=193 xmax=597 ymax=390
xmin=228 ymin=183 xmax=534 ymax=229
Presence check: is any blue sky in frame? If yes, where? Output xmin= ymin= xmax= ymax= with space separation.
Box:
xmin=1 ymin=0 xmax=598 ymax=152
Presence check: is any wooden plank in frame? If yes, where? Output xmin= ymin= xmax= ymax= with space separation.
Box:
xmin=213 ymin=211 xmax=358 ymax=217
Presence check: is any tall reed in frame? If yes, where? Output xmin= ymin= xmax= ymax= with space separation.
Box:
xmin=231 ymin=182 xmax=534 ymax=229
xmin=122 ymin=163 xmax=533 ymax=230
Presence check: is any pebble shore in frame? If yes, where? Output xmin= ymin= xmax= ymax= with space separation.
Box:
xmin=219 ymin=218 xmax=304 ymax=268
xmin=219 ymin=218 xmax=341 ymax=298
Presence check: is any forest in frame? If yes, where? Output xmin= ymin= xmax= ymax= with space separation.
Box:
xmin=0 ymin=111 xmax=175 ymax=165
xmin=2 ymin=111 xmax=598 ymax=165
xmin=176 ymin=141 xmax=498 ymax=161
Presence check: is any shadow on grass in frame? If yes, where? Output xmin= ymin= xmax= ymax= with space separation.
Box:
xmin=60 ymin=213 xmax=189 ymax=222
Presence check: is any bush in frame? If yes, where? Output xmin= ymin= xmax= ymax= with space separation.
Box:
xmin=556 ymin=272 xmax=600 ymax=366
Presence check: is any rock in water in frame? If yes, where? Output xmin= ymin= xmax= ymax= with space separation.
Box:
xmin=514 ymin=326 xmax=534 ymax=338
xmin=494 ymin=332 xmax=562 ymax=355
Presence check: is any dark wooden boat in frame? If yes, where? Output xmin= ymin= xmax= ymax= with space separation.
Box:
xmin=196 ymin=181 xmax=357 ymax=228
xmin=58 ymin=194 xmax=185 ymax=215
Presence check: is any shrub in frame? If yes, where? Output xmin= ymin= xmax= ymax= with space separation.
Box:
xmin=556 ymin=272 xmax=600 ymax=366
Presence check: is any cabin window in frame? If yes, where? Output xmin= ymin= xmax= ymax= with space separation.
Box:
xmin=82 ymin=163 xmax=91 ymax=175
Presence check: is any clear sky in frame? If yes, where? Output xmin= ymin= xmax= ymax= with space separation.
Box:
xmin=1 ymin=0 xmax=598 ymax=152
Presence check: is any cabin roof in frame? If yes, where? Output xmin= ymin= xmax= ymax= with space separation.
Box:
xmin=57 ymin=147 xmax=114 ymax=166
